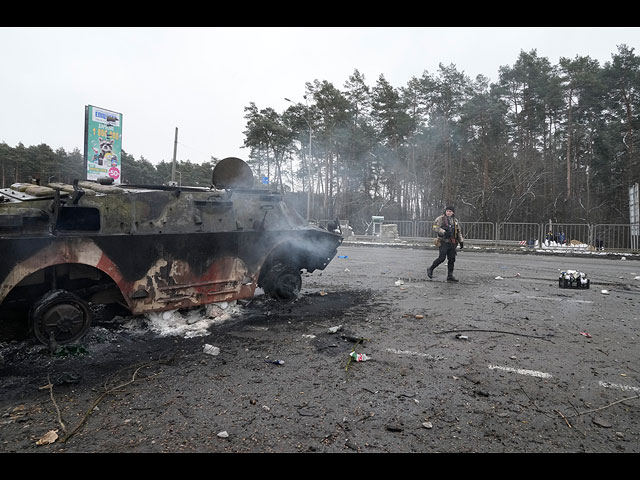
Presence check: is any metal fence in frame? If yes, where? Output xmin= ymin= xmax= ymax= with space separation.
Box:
xmin=593 ymin=224 xmax=640 ymax=251
xmin=498 ymin=222 xmax=541 ymax=247
xmin=320 ymin=218 xmax=640 ymax=253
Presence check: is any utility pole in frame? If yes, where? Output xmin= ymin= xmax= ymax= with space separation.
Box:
xmin=171 ymin=127 xmax=178 ymax=184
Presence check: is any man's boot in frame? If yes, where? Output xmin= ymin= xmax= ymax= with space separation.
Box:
xmin=447 ymin=270 xmax=458 ymax=282
xmin=427 ymin=267 xmax=433 ymax=279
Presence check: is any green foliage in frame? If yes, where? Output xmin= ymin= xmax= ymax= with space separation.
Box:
xmin=0 ymin=143 xmax=213 ymax=189
xmin=243 ymin=45 xmax=640 ymax=225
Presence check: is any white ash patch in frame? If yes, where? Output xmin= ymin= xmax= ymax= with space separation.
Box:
xmin=122 ymin=301 xmax=239 ymax=338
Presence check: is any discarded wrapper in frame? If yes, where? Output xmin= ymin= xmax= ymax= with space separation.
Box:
xmin=203 ymin=344 xmax=220 ymax=356
xmin=350 ymin=352 xmax=370 ymax=362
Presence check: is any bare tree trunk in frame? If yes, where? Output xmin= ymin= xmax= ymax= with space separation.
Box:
xmin=566 ymin=93 xmax=573 ymax=201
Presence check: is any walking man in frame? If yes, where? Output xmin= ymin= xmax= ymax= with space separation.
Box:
xmin=427 ymin=206 xmax=464 ymax=282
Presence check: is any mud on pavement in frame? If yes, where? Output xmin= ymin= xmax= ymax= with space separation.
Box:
xmin=1 ymin=245 xmax=640 ymax=452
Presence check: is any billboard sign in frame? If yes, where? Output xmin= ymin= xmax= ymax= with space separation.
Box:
xmin=84 ymin=105 xmax=123 ymax=183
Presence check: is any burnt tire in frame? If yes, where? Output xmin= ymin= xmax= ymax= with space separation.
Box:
xmin=261 ymin=262 xmax=302 ymax=302
xmin=29 ymin=289 xmax=93 ymax=346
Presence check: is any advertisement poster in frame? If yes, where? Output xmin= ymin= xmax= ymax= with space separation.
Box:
xmin=84 ymin=105 xmax=122 ymax=183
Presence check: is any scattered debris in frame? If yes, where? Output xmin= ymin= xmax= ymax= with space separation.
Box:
xmin=341 ymin=333 xmax=367 ymax=344
xmin=55 ymin=345 xmax=88 ymax=357
xmin=488 ymin=364 xmax=552 ymax=379
xmin=345 ymin=335 xmax=368 ymax=375
xmin=559 ymin=270 xmax=590 ymax=289
xmin=124 ymin=302 xmax=239 ymax=339
xmin=598 ymin=381 xmax=640 ymax=393
xmin=601 ymin=289 xmax=610 ymax=295
xmin=36 ymin=430 xmax=59 ymax=445
xmin=580 ymin=332 xmax=592 ymax=338
xmin=436 ymin=328 xmax=552 ymax=341
xmin=386 ymin=348 xmax=444 ymax=361
xmin=327 ymin=325 xmax=343 ymax=334
xmin=422 ymin=421 xmax=433 ymax=429
xmin=495 ymin=276 xmax=503 ymax=280
xmin=592 ymin=417 xmax=612 ymax=428
xmin=217 ymin=431 xmax=230 ymax=438
xmin=6 ymin=405 xmax=27 ymax=422
xmin=395 ymin=279 xmax=404 ymax=286
xmin=350 ymin=352 xmax=370 ymax=362
xmin=265 ymin=359 xmax=285 ymax=366
xmin=203 ymin=344 xmax=220 ymax=356
xmin=455 ymin=334 xmax=469 ymax=341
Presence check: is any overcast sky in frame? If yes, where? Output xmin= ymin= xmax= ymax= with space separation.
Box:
xmin=1 ymin=27 xmax=639 ymax=166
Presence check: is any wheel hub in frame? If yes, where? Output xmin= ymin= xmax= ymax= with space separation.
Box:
xmin=30 ymin=290 xmax=93 ymax=346
xmin=41 ymin=304 xmax=86 ymax=335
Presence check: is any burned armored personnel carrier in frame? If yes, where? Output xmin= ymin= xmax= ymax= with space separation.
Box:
xmin=0 ymin=158 xmax=342 ymax=348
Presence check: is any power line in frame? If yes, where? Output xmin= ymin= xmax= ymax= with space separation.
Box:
xmin=175 ymin=141 xmax=216 ymax=163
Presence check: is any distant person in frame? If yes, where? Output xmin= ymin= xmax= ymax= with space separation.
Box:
xmin=557 ymin=232 xmax=566 ymax=245
xmin=595 ymin=238 xmax=604 ymax=250
xmin=427 ymin=206 xmax=464 ymax=282
xmin=545 ymin=231 xmax=554 ymax=245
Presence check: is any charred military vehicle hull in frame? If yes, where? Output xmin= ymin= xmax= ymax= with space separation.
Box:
xmin=0 ymin=158 xmax=342 ymax=347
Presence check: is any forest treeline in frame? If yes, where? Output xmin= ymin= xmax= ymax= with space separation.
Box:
xmin=2 ymin=46 xmax=639 ymax=230
xmin=0 ymin=143 xmax=216 ymax=191
xmin=244 ymin=45 xmax=640 ymax=228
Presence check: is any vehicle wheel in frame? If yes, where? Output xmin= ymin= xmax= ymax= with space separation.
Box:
xmin=29 ymin=289 xmax=93 ymax=347
xmin=261 ymin=262 xmax=302 ymax=301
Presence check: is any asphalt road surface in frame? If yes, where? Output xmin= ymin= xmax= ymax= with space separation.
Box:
xmin=1 ymin=244 xmax=639 ymax=452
